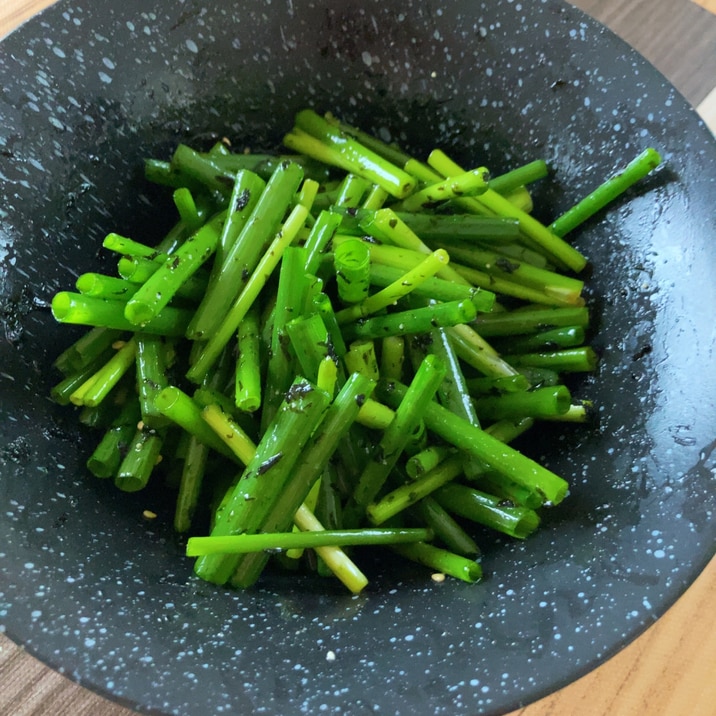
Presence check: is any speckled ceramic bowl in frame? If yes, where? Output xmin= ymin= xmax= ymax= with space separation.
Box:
xmin=1 ymin=1 xmax=715 ymax=714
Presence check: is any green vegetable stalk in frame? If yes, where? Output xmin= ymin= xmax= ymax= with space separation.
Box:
xmin=549 ymin=148 xmax=662 ymax=237
xmin=434 ymin=483 xmax=541 ymax=539
xmin=230 ymin=372 xmax=375 ymax=588
xmin=350 ymin=355 xmax=447 ymax=511
xmin=234 ymin=304 xmax=262 ymax=413
xmin=377 ymin=380 xmax=569 ymax=506
xmin=186 ymin=161 xmax=304 ymax=341
xmin=342 ymin=299 xmax=477 ymax=343
xmin=49 ymin=108 xmax=656 ymax=590
xmin=391 ymin=542 xmax=482 ymax=583
xmin=427 ymin=149 xmax=588 ymax=273
xmin=187 ymin=527 xmax=431 ymax=555
xmin=186 ymin=204 xmax=309 ymax=383
xmin=367 ymin=454 xmax=464 ymax=525
xmin=194 ymin=377 xmax=331 ymax=585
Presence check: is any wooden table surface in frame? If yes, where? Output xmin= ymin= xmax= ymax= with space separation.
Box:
xmin=1 ymin=1 xmax=715 ymax=714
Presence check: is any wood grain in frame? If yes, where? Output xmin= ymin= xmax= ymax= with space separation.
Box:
xmin=570 ymin=0 xmax=716 ymax=106
xmin=0 ymin=0 xmax=56 ymax=38
xmin=699 ymin=87 xmax=716 ymax=132
xmin=692 ymin=0 xmax=716 ymax=15
xmin=1 ymin=1 xmax=715 ymax=715
xmin=505 ymin=557 xmax=716 ymax=716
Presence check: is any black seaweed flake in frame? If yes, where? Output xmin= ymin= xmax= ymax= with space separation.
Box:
xmin=235 ymin=188 xmax=251 ymax=211
xmin=257 ymin=452 xmax=283 ymax=475
xmin=285 ymin=380 xmax=314 ymax=402
xmin=495 ymin=257 xmax=520 ymax=274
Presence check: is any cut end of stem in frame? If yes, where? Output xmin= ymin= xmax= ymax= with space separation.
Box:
xmin=124 ymin=299 xmax=156 ymax=327
xmin=50 ymin=292 xmax=72 ymax=321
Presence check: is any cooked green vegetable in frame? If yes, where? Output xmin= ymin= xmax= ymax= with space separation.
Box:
xmin=349 ymin=354 xmax=447 ymax=512
xmin=194 ymin=377 xmax=332 ymax=586
xmin=186 ymin=161 xmax=304 ymax=341
xmin=549 ymin=148 xmax=662 ymax=237
xmin=187 ymin=527 xmax=432 ymax=555
xmin=124 ymin=211 xmax=226 ymax=326
xmin=334 ymin=238 xmax=371 ymax=304
xmin=392 ymin=542 xmax=482 ymax=583
xmin=49 ymin=108 xmax=664 ymax=593
xmin=234 ymin=304 xmax=262 ymax=413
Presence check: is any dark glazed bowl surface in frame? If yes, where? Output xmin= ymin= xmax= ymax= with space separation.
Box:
xmin=1 ymin=1 xmax=715 ymax=714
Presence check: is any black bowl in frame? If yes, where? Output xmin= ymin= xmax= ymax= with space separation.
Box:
xmin=1 ymin=1 xmax=715 ymax=714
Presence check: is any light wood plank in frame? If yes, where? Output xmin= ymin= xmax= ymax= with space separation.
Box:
xmin=698 ymin=87 xmax=716 ymax=133
xmin=506 ymin=556 xmax=716 ymax=716
xmin=571 ymin=0 xmax=716 ymax=106
xmin=0 ymin=0 xmax=55 ymax=38
xmin=691 ymin=0 xmax=716 ymax=15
